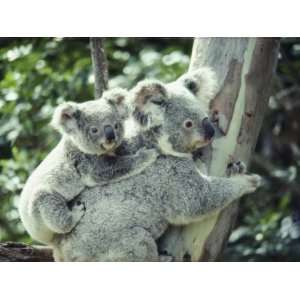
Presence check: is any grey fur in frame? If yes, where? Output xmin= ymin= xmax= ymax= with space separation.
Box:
xmin=53 ymin=156 xmax=260 ymax=261
xmin=18 ymin=89 xmax=158 ymax=244
xmin=52 ymin=67 xmax=261 ymax=261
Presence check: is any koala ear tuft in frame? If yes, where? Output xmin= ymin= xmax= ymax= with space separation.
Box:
xmin=103 ymin=88 xmax=128 ymax=106
xmin=103 ymin=88 xmax=130 ymax=119
xmin=130 ymin=80 xmax=167 ymax=109
xmin=51 ymin=102 xmax=79 ymax=134
xmin=179 ymin=67 xmax=218 ymax=106
xmin=129 ymin=80 xmax=167 ymax=128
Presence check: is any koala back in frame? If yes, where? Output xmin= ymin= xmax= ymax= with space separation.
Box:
xmin=52 ymin=154 xmax=206 ymax=261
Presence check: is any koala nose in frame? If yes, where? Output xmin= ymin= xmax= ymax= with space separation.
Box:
xmin=104 ymin=125 xmax=116 ymax=142
xmin=202 ymin=118 xmax=215 ymax=140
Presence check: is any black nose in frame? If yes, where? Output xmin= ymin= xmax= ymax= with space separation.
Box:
xmin=104 ymin=125 xmax=115 ymax=142
xmin=202 ymin=118 xmax=215 ymax=140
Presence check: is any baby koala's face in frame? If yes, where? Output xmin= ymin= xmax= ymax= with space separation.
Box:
xmin=72 ymin=100 xmax=125 ymax=155
xmin=51 ymin=89 xmax=129 ymax=156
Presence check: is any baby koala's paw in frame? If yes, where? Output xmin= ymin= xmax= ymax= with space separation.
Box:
xmin=226 ymin=161 xmax=247 ymax=177
xmin=243 ymin=174 xmax=262 ymax=194
xmin=138 ymin=148 xmax=159 ymax=163
xmin=71 ymin=201 xmax=86 ymax=225
xmin=147 ymin=148 xmax=160 ymax=161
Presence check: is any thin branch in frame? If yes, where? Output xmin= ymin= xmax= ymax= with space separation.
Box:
xmin=90 ymin=38 xmax=109 ymax=98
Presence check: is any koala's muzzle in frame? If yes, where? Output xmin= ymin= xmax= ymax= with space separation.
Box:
xmin=104 ymin=125 xmax=116 ymax=142
xmin=202 ymin=118 xmax=215 ymax=140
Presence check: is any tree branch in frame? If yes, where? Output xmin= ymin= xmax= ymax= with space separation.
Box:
xmin=90 ymin=37 xmax=109 ymax=98
xmin=0 ymin=242 xmax=53 ymax=262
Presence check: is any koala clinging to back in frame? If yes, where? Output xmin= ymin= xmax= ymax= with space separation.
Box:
xmin=52 ymin=67 xmax=262 ymax=262
xmin=19 ymin=89 xmax=158 ymax=245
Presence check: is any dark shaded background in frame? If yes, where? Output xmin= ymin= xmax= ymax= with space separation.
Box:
xmin=0 ymin=38 xmax=299 ymax=261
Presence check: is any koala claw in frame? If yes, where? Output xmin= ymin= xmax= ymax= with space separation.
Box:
xmin=226 ymin=161 xmax=247 ymax=177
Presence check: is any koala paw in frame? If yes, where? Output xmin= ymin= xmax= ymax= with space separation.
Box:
xmin=226 ymin=161 xmax=246 ymax=177
xmin=71 ymin=201 xmax=86 ymax=225
xmin=243 ymin=174 xmax=262 ymax=194
xmin=147 ymin=148 xmax=159 ymax=161
xmin=138 ymin=148 xmax=159 ymax=163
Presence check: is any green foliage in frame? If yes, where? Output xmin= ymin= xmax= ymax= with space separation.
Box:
xmin=224 ymin=190 xmax=300 ymax=261
xmin=1 ymin=37 xmax=300 ymax=261
xmin=0 ymin=38 xmax=92 ymax=242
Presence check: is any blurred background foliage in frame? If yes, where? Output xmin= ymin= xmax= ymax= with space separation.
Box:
xmin=0 ymin=38 xmax=299 ymax=261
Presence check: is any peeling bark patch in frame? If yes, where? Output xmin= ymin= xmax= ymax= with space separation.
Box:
xmin=211 ymin=59 xmax=243 ymax=134
xmin=237 ymin=38 xmax=280 ymax=155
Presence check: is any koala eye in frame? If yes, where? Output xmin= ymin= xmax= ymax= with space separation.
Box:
xmin=150 ymin=97 xmax=165 ymax=106
xmin=184 ymin=119 xmax=194 ymax=129
xmin=90 ymin=126 xmax=99 ymax=134
xmin=114 ymin=123 xmax=120 ymax=130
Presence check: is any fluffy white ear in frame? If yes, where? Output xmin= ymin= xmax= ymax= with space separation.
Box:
xmin=130 ymin=79 xmax=167 ymax=109
xmin=177 ymin=67 xmax=218 ymax=106
xmin=51 ymin=102 xmax=79 ymax=134
xmin=129 ymin=79 xmax=168 ymax=127
xmin=103 ymin=88 xmax=130 ymax=118
xmin=103 ymin=87 xmax=128 ymax=105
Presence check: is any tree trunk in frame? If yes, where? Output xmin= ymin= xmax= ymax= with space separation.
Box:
xmin=159 ymin=38 xmax=280 ymax=261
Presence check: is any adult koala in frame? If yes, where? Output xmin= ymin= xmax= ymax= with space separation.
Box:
xmin=52 ymin=67 xmax=261 ymax=262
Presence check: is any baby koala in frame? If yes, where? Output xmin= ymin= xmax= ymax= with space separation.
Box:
xmin=18 ymin=89 xmax=158 ymax=244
